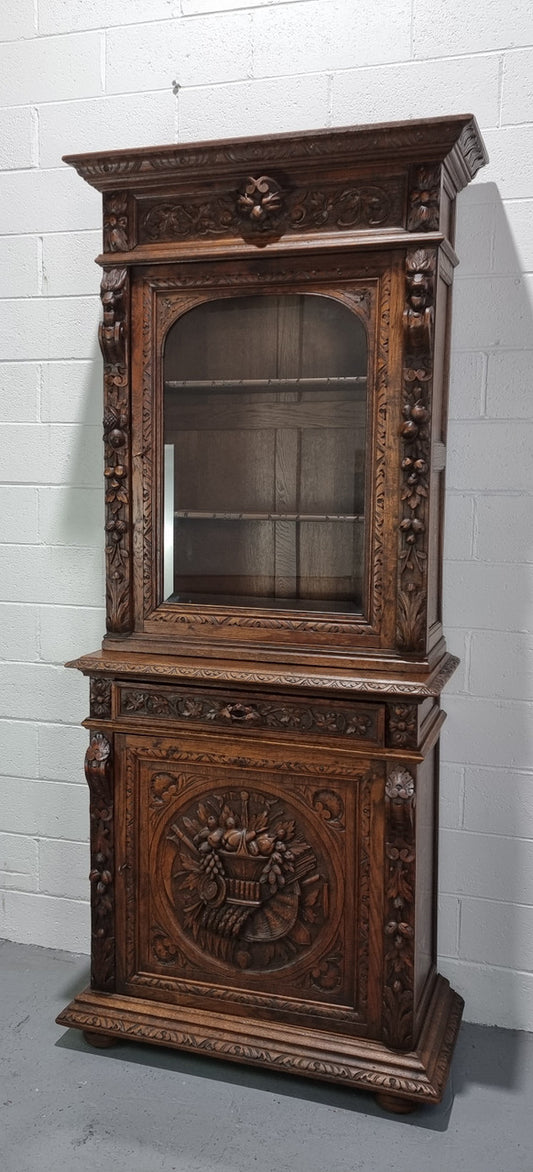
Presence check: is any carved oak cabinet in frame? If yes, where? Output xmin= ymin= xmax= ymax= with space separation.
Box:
xmin=57 ymin=117 xmax=487 ymax=1112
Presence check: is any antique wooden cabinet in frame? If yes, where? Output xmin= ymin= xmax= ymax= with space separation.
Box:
xmin=56 ymin=117 xmax=487 ymax=1112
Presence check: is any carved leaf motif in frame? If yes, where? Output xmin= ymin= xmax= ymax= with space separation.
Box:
xmin=397 ymin=249 xmax=436 ymax=651
xmin=85 ymin=733 xmax=114 ymax=991
xmin=383 ymin=766 xmax=416 ymax=1049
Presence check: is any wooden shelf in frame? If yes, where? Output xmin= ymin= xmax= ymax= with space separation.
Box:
xmin=165 ymin=376 xmax=367 ymax=391
xmin=174 ymin=510 xmax=365 ymax=522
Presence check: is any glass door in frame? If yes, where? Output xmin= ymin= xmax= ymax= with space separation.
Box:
xmin=163 ymin=293 xmax=368 ymax=613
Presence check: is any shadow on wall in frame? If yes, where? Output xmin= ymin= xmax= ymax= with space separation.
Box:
xmin=441 ymin=179 xmax=533 ymax=1046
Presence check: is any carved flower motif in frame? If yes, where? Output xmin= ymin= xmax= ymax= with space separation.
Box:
xmin=237 ymin=175 xmax=283 ymax=225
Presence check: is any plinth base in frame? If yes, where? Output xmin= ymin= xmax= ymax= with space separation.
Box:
xmin=57 ymin=973 xmax=463 ymax=1110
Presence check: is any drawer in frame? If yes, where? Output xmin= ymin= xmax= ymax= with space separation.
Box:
xmin=116 ymin=682 xmax=384 ymax=747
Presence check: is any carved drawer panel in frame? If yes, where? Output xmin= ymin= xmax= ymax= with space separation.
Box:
xmin=117 ymin=683 xmax=384 ymax=746
xmin=116 ymin=734 xmax=383 ymax=1036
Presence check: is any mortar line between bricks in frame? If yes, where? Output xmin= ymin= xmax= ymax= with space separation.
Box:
xmin=441 ymin=828 xmax=533 ymax=844
xmin=441 ymin=894 xmax=533 ymax=913
xmin=440 ymin=958 xmax=533 ymax=979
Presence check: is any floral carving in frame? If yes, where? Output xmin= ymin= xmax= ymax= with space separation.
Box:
xmin=119 ymin=687 xmax=377 ymax=741
xmin=290 ymin=184 xmax=394 ymax=230
xmin=383 ymin=766 xmax=416 ymax=1049
xmin=407 ymin=165 xmax=441 ymax=231
xmin=142 ymin=197 xmax=236 ymax=241
xmin=103 ymin=192 xmax=129 ymax=252
xmin=311 ymin=952 xmax=342 ymax=992
xmin=90 ymin=678 xmax=112 ymax=719
xmin=100 ymin=267 xmax=132 ymax=634
xmin=85 ymin=733 xmax=114 ymax=991
xmin=166 ymin=788 xmax=325 ymax=972
xmin=237 ymin=175 xmax=284 ymax=226
xmin=397 ymin=249 xmax=436 ymax=651
xmin=309 ymin=790 xmax=345 ymax=828
xmin=387 ymin=704 xmax=418 ymax=749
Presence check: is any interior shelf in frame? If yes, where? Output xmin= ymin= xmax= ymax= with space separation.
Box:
xmin=165 ymin=376 xmax=367 ymax=391
xmin=174 ymin=511 xmax=365 ymax=522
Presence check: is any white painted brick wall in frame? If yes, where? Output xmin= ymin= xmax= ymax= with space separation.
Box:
xmin=0 ymin=0 xmax=531 ymax=1032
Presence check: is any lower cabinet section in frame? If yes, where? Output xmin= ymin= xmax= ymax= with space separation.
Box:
xmin=116 ymin=732 xmax=382 ymax=1038
xmin=57 ymin=713 xmax=463 ymax=1111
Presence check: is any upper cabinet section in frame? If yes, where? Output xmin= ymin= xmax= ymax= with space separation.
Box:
xmin=63 ymin=116 xmax=487 ymax=260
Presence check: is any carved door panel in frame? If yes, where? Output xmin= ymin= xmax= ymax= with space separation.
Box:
xmin=115 ymin=733 xmax=384 ymax=1038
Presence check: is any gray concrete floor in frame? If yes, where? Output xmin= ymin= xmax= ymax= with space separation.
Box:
xmin=1 ymin=939 xmax=532 ymax=1172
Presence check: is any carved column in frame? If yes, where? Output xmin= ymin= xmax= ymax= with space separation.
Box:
xmin=397 ymin=248 xmax=436 ymax=651
xmin=85 ymin=733 xmax=115 ymax=991
xmin=382 ymin=764 xmax=416 ymax=1050
xmin=99 ymin=266 xmax=133 ymax=633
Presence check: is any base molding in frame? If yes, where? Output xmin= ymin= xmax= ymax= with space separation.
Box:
xmin=57 ymin=973 xmax=463 ymax=1108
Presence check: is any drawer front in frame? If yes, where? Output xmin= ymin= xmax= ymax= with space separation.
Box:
xmin=117 ymin=683 xmax=384 ymax=747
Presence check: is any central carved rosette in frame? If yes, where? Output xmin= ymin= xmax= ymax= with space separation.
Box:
xmin=166 ymin=788 xmax=326 ymax=971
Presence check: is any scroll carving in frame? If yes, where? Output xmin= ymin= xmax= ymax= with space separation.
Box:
xmin=100 ymin=267 xmax=132 ymax=634
xmin=407 ymin=165 xmax=441 ymax=232
xmin=383 ymin=766 xmax=416 ymax=1049
xmin=90 ymin=678 xmax=112 ymax=719
xmin=166 ymin=788 xmax=327 ymax=973
xmin=397 ymin=249 xmax=436 ymax=651
xmin=85 ymin=733 xmax=114 ymax=991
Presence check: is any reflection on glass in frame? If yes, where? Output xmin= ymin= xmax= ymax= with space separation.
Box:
xmin=163 ymin=294 xmax=367 ymax=612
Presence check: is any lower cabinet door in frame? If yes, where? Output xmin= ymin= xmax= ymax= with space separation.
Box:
xmin=115 ymin=731 xmax=385 ymax=1039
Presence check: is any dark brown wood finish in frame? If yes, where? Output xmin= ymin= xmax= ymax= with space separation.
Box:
xmin=58 ymin=118 xmax=486 ymax=1111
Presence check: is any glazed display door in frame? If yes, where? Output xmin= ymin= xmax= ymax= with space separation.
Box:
xmin=162 ymin=293 xmax=368 ymax=613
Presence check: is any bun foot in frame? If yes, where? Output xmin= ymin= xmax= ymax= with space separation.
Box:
xmin=83 ymin=1030 xmax=117 ymax=1048
xmin=375 ymin=1091 xmax=418 ymax=1114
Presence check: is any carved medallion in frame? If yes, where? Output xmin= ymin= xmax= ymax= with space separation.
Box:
xmin=164 ymin=787 xmax=330 ymax=974
xmin=237 ymin=175 xmax=284 ymax=226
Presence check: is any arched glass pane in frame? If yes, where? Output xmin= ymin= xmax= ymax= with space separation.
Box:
xmin=163 ymin=294 xmax=367 ymax=612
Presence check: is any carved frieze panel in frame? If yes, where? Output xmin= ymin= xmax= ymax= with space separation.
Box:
xmin=138 ymin=177 xmax=405 ymax=247
xmin=118 ymin=684 xmax=382 ymax=744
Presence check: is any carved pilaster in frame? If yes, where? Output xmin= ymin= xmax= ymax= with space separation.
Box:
xmin=407 ymin=165 xmax=441 ymax=232
xmin=100 ymin=266 xmax=132 ymax=634
xmin=103 ymin=191 xmax=130 ymax=252
xmin=383 ymin=765 xmax=416 ymax=1050
xmin=397 ymin=248 xmax=436 ymax=651
xmin=85 ymin=733 xmax=115 ymax=991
